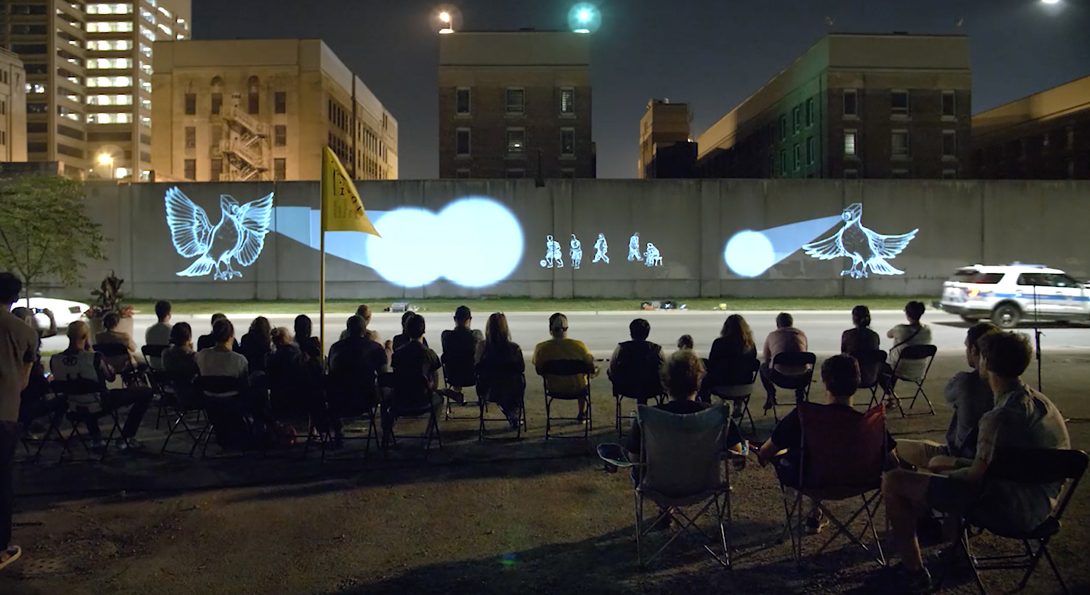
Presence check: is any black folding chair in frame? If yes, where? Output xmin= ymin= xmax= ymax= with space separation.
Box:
xmin=765 ymin=352 xmax=816 ymax=422
xmin=382 ymin=372 xmax=442 ymax=456
xmin=94 ymin=343 xmax=145 ymax=386
xmin=441 ymin=351 xmax=479 ymax=420
xmin=307 ymin=373 xmax=381 ymax=462
xmin=853 ymin=349 xmax=888 ymax=409
xmin=50 ymin=378 xmax=122 ymax=463
xmin=538 ymin=359 xmax=594 ymax=440
xmin=141 ymin=344 xmax=167 ymax=371
xmin=158 ymin=373 xmax=207 ymax=455
xmin=609 ymin=348 xmax=665 ymax=438
xmin=17 ymin=393 xmax=70 ymax=463
xmin=885 ymin=344 xmax=938 ymax=417
xmin=191 ymin=376 xmax=248 ymax=458
xmin=476 ymin=359 xmax=527 ymax=440
xmin=939 ymin=448 xmax=1088 ymax=595
xmin=707 ymin=357 xmax=760 ymax=437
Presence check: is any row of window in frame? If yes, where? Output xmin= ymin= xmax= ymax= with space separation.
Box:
xmin=184 ymin=88 xmax=283 ymax=116
xmin=454 ymin=128 xmax=576 ymax=157
xmin=88 ymin=58 xmax=133 ymax=70
xmin=87 ymin=4 xmax=133 ymax=15
xmin=455 ymin=87 xmax=577 ymax=117
xmin=186 ymin=158 xmax=288 ymax=181
xmin=841 ymin=129 xmax=958 ymax=160
xmin=842 ymin=89 xmax=957 ymax=119
xmin=453 ymin=168 xmax=577 ymax=179
xmin=87 ymin=39 xmax=134 ymax=51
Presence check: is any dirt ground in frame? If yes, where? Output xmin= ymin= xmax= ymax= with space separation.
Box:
xmin=2 ymin=353 xmax=1088 ymax=595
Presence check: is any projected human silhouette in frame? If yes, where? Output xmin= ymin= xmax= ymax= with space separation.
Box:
xmin=802 ymin=203 xmax=918 ymax=278
xmin=593 ymin=233 xmax=609 ymax=264
xmin=644 ymin=242 xmax=662 ymax=267
xmin=165 ymin=187 xmax=274 ymax=280
xmin=628 ymin=233 xmax=641 ymax=261
xmin=540 ymin=235 xmax=564 ymax=268
xmin=570 ymin=234 xmax=583 ymax=269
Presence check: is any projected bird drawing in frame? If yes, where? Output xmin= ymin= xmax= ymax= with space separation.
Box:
xmin=802 ymin=203 xmax=917 ymax=279
xmin=165 ymin=187 xmax=274 ymax=280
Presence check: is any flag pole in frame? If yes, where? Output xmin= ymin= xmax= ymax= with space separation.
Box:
xmin=319 ymin=150 xmax=328 ymax=354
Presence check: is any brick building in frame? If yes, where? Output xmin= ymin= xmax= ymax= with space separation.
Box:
xmin=638 ymin=99 xmax=695 ymax=178
xmin=438 ymin=30 xmax=594 ymax=179
xmin=696 ymin=33 xmax=972 ymax=180
xmin=972 ymin=74 xmax=1090 ymax=180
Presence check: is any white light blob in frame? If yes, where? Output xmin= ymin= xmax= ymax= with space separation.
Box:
xmin=437 ymin=198 xmax=523 ymax=287
xmin=724 ymin=230 xmax=775 ymax=278
xmin=366 ymin=208 xmax=442 ymax=287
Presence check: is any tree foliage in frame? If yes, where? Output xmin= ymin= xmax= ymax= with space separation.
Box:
xmin=0 ymin=174 xmax=107 ymax=294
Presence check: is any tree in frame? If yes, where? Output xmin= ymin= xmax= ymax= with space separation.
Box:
xmin=0 ymin=173 xmax=107 ymax=302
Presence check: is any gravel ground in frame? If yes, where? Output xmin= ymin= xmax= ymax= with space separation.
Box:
xmin=1 ymin=353 xmax=1088 ymax=595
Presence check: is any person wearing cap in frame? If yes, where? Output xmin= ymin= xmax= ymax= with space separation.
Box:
xmin=532 ymin=313 xmax=598 ymax=423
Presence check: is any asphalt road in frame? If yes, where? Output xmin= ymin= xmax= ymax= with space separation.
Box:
xmin=42 ymin=310 xmax=1090 ymax=357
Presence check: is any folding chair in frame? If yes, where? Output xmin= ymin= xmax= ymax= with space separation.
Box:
xmin=307 ymin=373 xmax=381 ymax=462
xmin=627 ymin=404 xmax=733 ymax=568
xmin=441 ymin=351 xmax=479 ymax=420
xmin=885 ymin=344 xmax=937 ymax=417
xmin=50 ymin=378 xmax=123 ymax=463
xmin=765 ymin=352 xmax=816 ymax=421
xmin=852 ymin=349 xmax=888 ymax=409
xmin=538 ymin=359 xmax=594 ymax=440
xmin=382 ymin=372 xmax=442 ymax=455
xmin=781 ymin=402 xmax=887 ymax=566
xmin=158 ymin=373 xmax=207 ymax=455
xmin=191 ymin=376 xmax=249 ymax=458
xmin=94 ymin=343 xmax=145 ymax=386
xmin=609 ymin=348 xmax=665 ymax=438
xmin=939 ymin=448 xmax=1088 ymax=595
xmin=141 ymin=344 xmax=166 ymax=371
xmin=17 ymin=393 xmax=70 ymax=463
xmin=475 ymin=359 xmax=527 ymax=440
xmin=708 ymin=356 xmax=760 ymax=437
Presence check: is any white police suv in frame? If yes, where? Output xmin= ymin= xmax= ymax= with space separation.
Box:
xmin=939 ymin=264 xmax=1090 ymax=328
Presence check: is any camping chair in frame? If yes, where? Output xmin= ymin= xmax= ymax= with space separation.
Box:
xmin=382 ymin=372 xmax=442 ymax=455
xmin=191 ymin=375 xmax=248 ymax=458
xmin=766 ymin=352 xmax=816 ymax=421
xmin=141 ymin=344 xmax=166 ymax=371
xmin=441 ymin=350 xmax=479 ymax=420
xmin=609 ymin=348 xmax=665 ymax=438
xmin=158 ymin=371 xmax=207 ymax=455
xmin=853 ymin=349 xmax=888 ymax=409
xmin=538 ymin=359 xmax=594 ymax=440
xmin=938 ymin=448 xmax=1088 ymax=595
xmin=707 ymin=355 xmax=760 ymax=437
xmin=475 ymin=359 xmax=527 ymax=440
xmin=599 ymin=404 xmax=734 ymax=568
xmin=884 ymin=344 xmax=937 ymax=417
xmin=307 ymin=372 xmax=381 ymax=462
xmin=50 ymin=378 xmax=123 ymax=463
xmin=781 ymin=402 xmax=887 ymax=566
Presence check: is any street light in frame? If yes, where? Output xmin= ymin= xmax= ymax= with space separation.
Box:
xmin=97 ymin=153 xmax=113 ymax=166
xmin=1041 ymin=0 xmax=1060 ymax=4
xmin=434 ymin=7 xmax=458 ymax=34
xmin=568 ymin=3 xmax=601 ymax=33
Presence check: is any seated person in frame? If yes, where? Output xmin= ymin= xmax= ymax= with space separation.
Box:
xmin=392 ymin=311 xmax=428 ymax=352
xmin=94 ymin=312 xmax=137 ymax=368
xmin=239 ymin=316 xmax=273 ymax=374
xmin=325 ymin=316 xmax=389 ymax=445
xmin=293 ymin=314 xmax=323 ymax=362
xmin=702 ymin=314 xmax=759 ymax=403
xmin=265 ymin=327 xmax=309 ymax=418
xmin=197 ymin=319 xmax=270 ymax=422
xmin=676 ymin=335 xmax=694 ymax=351
xmin=533 ymin=313 xmax=598 ymax=424
xmin=883 ymin=301 xmax=933 ymax=388
xmin=440 ymin=305 xmax=485 ymax=403
xmin=625 ymin=349 xmax=743 ymax=458
xmin=876 ymin=332 xmax=1070 ymax=593
xmin=757 ymin=355 xmax=898 ymax=535
xmin=197 ymin=313 xmax=239 ymax=352
xmin=387 ymin=314 xmax=443 ymax=433
xmin=145 ymin=300 xmax=173 ymax=347
xmin=759 ymin=312 xmax=809 ymax=410
xmin=49 ymin=321 xmax=153 ymax=450
xmin=476 ymin=312 xmax=526 ymax=428
xmin=841 ymin=305 xmax=880 ymax=356
xmin=162 ymin=322 xmax=200 ymax=387
xmin=898 ymin=323 xmax=999 ymax=470
xmin=339 ymin=304 xmax=381 ymax=342
xmin=607 ymin=318 xmax=664 ymax=404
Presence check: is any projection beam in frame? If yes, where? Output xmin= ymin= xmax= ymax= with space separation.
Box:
xmin=724 ymin=215 xmax=844 ymax=277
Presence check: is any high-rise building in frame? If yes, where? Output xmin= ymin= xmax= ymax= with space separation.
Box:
xmin=972 ymin=74 xmax=1090 ymax=180
xmin=438 ymin=30 xmax=594 ymax=179
xmin=84 ymin=0 xmax=191 ymax=181
xmin=0 ymin=0 xmax=88 ymax=177
xmin=0 ymin=46 xmax=27 ymax=162
xmin=696 ymin=33 xmax=972 ymax=180
xmin=638 ymin=99 xmax=694 ymax=179
xmin=151 ymin=39 xmax=398 ymax=182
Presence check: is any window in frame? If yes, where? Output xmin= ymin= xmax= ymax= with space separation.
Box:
xmin=211 ymin=93 xmax=222 ymax=115
xmin=274 ymin=92 xmax=286 ymax=114
xmin=247 ymin=76 xmax=259 ymax=114
xmin=779 ymin=150 xmax=787 ymax=176
xmin=506 ymin=128 xmax=526 ymax=155
xmin=942 ymin=91 xmax=956 ymax=118
xmin=455 ymin=168 xmax=470 ymax=179
xmin=793 ymin=144 xmax=801 ymax=170
xmin=506 ymin=88 xmax=525 ymax=114
xmin=843 ymin=89 xmax=858 ymax=117
xmin=183 ymin=159 xmax=196 ymax=180
xmin=455 ymin=128 xmax=471 ymax=156
xmin=88 ymin=94 xmax=133 ymax=106
xmin=275 ymin=125 xmax=286 ymax=147
xmin=212 ymin=125 xmax=222 ymax=147
xmin=844 ymin=169 xmax=859 ymax=179
xmin=560 ymin=87 xmax=575 ymax=115
xmin=274 ymin=158 xmax=286 ymax=181
xmin=89 ymin=58 xmax=133 ymax=70
xmin=805 ymin=98 xmax=814 ymax=127
xmin=807 ymin=137 xmax=815 ymax=165
xmin=942 ymin=169 xmax=958 ymax=180
xmin=184 ymin=93 xmax=195 ymax=115
xmin=892 ymin=130 xmax=910 ymax=157
xmin=1067 ymin=125 xmax=1075 ymax=149
xmin=844 ymin=130 xmax=858 ymax=156
xmin=87 ymin=22 xmax=134 ymax=33
xmin=942 ymin=130 xmax=956 ymax=158
xmin=90 ymin=113 xmax=133 ymax=124
xmin=891 ymin=90 xmax=909 ymax=116
xmin=87 ymin=76 xmax=133 ymax=88
xmin=892 ymin=169 xmax=909 ymax=179
xmin=455 ymin=88 xmax=471 ymax=115
xmin=792 ymin=106 xmax=801 ymax=133
xmin=210 ymin=158 xmax=222 ymax=182
xmin=184 ymin=126 xmax=195 ymax=148
xmin=779 ymin=116 xmax=787 ymax=140
xmin=87 ymin=3 xmax=134 ymax=14
xmin=560 ymin=128 xmax=575 ymax=156
xmin=506 ymin=169 xmax=525 ymax=179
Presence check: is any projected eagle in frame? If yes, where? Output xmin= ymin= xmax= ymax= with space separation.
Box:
xmin=165 ymin=187 xmax=274 ymax=280
xmin=802 ymin=203 xmax=917 ymax=279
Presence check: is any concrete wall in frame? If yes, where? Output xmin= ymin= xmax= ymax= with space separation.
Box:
xmin=71 ymin=179 xmax=1090 ymax=301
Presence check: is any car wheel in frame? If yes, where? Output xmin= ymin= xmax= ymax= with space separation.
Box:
xmin=961 ymin=316 xmax=980 ymax=323
xmin=992 ymin=304 xmax=1021 ymax=329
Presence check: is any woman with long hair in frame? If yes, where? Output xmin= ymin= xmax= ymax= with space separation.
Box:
xmin=476 ymin=312 xmax=526 ymax=428
xmin=239 ymin=316 xmax=273 ymax=373
xmin=702 ymin=314 xmax=759 ymax=405
xmin=841 ymin=305 xmax=880 ymax=356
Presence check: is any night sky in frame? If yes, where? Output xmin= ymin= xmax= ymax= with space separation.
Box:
xmin=192 ymin=0 xmax=1090 ymax=179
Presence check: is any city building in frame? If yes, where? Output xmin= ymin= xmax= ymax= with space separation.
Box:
xmin=438 ymin=30 xmax=594 ymax=179
xmin=638 ymin=99 xmax=695 ymax=178
xmin=151 ymin=38 xmax=398 ymax=182
xmin=84 ymin=0 xmax=191 ymax=181
xmin=0 ymin=47 xmax=26 ymax=162
xmin=0 ymin=0 xmax=87 ymax=177
xmin=696 ymin=33 xmax=972 ymax=180
xmin=972 ymin=74 xmax=1090 ymax=180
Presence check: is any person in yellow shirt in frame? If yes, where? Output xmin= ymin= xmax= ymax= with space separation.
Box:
xmin=533 ymin=313 xmax=598 ymax=423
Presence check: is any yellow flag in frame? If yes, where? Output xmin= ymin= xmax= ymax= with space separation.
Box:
xmin=321 ymin=146 xmax=380 ymax=236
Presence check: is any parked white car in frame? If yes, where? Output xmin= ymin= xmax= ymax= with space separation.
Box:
xmin=939 ymin=264 xmax=1090 ymax=328
xmin=13 ymin=296 xmax=90 ymax=335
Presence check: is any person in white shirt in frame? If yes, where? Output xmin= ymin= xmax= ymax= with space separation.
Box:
xmin=196 ymin=319 xmax=249 ymax=381
xmin=144 ymin=300 xmax=172 ymax=347
xmin=885 ymin=301 xmax=933 ymax=384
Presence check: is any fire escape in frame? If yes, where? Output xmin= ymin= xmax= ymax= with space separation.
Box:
xmin=219 ymin=103 xmax=269 ymax=181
